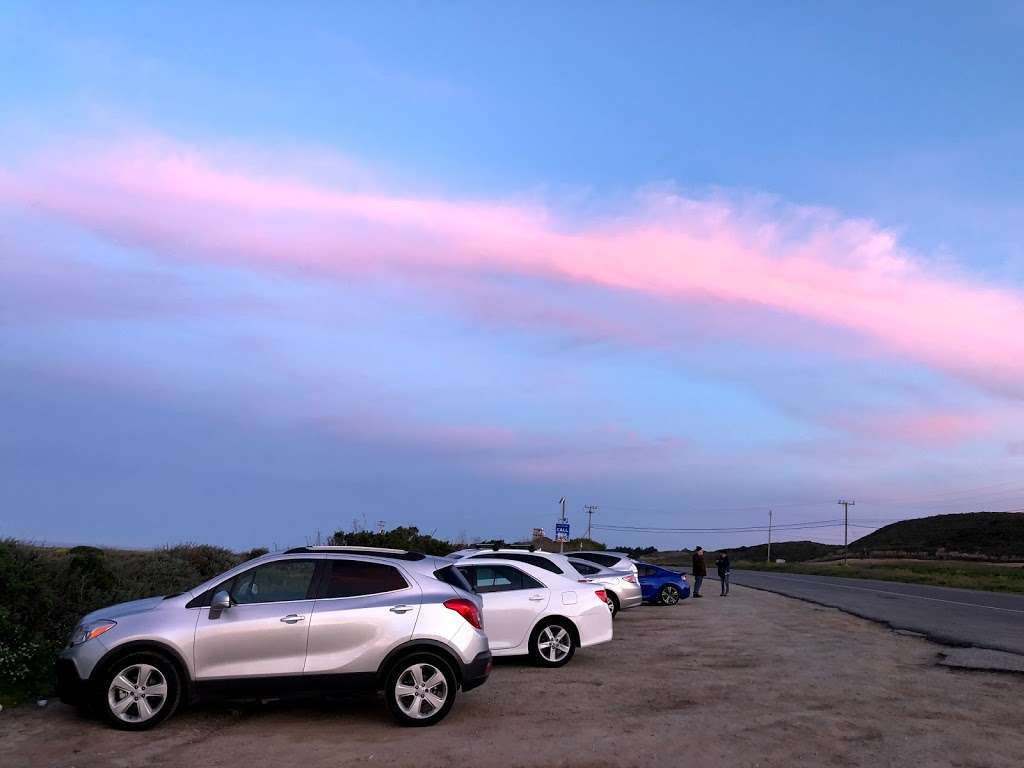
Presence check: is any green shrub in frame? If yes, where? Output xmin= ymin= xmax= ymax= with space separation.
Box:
xmin=0 ymin=539 xmax=253 ymax=704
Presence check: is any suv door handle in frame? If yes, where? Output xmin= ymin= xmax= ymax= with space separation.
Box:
xmin=390 ymin=605 xmax=414 ymax=614
xmin=280 ymin=614 xmax=306 ymax=624
xmin=528 ymin=594 xmax=545 ymax=602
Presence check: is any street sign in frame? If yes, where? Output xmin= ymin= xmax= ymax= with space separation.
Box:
xmin=555 ymin=521 xmax=570 ymax=542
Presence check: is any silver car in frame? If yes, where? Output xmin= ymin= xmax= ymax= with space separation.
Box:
xmin=567 ymin=558 xmax=642 ymax=617
xmin=571 ymin=551 xmax=639 ymax=579
xmin=56 ymin=547 xmax=491 ymax=729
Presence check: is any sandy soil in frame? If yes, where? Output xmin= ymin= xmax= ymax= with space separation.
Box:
xmin=2 ymin=585 xmax=1022 ymax=768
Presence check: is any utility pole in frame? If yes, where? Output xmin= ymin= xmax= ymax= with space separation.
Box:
xmin=583 ymin=504 xmax=598 ymax=543
xmin=838 ymin=499 xmax=855 ymax=565
xmin=767 ymin=509 xmax=773 ymax=564
xmin=558 ymin=497 xmax=566 ymax=553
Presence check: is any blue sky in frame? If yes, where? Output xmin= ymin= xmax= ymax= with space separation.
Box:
xmin=2 ymin=2 xmax=1023 ymax=550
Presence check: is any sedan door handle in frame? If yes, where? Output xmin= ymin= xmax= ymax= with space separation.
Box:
xmin=390 ymin=605 xmax=414 ymax=614
xmin=280 ymin=614 xmax=305 ymax=624
xmin=528 ymin=594 xmax=545 ymax=602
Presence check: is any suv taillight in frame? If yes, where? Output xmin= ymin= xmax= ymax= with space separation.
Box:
xmin=444 ymin=598 xmax=483 ymax=630
xmin=594 ymin=589 xmax=607 ymax=604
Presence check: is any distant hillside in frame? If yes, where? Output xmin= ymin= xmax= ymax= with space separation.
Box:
xmin=849 ymin=512 xmax=1024 ymax=560
xmin=723 ymin=540 xmax=841 ymax=563
xmin=641 ymin=540 xmax=838 ymax=567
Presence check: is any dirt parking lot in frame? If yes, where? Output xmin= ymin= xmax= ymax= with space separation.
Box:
xmin=2 ymin=585 xmax=1022 ymax=768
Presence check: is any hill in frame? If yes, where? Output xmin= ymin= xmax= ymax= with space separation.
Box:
xmin=722 ymin=540 xmax=841 ymax=563
xmin=638 ymin=540 xmax=839 ymax=567
xmin=849 ymin=511 xmax=1024 ymax=560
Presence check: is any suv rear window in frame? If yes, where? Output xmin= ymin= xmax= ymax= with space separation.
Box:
xmin=574 ymin=553 xmax=620 ymax=568
xmin=318 ymin=559 xmax=408 ymax=598
xmin=434 ymin=565 xmax=473 ymax=593
xmin=468 ymin=552 xmax=563 ymax=574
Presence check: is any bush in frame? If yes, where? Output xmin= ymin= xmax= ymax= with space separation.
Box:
xmin=0 ymin=539 xmax=251 ymax=704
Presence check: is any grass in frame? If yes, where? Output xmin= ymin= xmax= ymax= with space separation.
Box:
xmin=734 ymin=559 xmax=1024 ymax=593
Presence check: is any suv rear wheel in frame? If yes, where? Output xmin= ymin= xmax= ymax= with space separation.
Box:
xmin=94 ymin=651 xmax=181 ymax=730
xmin=385 ymin=653 xmax=458 ymax=727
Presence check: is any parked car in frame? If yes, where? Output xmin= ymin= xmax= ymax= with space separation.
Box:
xmin=455 ymin=557 xmax=613 ymax=667
xmin=634 ymin=561 xmax=690 ymax=605
xmin=570 ymin=551 xmax=640 ymax=580
xmin=566 ymin=558 xmax=642 ymax=617
xmin=454 ymin=546 xmax=582 ymax=580
xmin=57 ymin=547 xmax=491 ymax=730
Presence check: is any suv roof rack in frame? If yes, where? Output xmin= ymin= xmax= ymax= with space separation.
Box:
xmin=284 ymin=546 xmax=426 ymax=561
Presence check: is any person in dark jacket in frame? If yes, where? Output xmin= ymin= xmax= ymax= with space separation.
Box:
xmin=716 ymin=553 xmax=731 ymax=596
xmin=691 ymin=546 xmax=707 ymax=597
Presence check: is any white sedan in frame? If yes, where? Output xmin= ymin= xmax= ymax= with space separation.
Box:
xmin=456 ymin=557 xmax=613 ymax=667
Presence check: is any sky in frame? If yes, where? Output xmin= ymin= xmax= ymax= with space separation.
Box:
xmin=2 ymin=2 xmax=1024 ymax=551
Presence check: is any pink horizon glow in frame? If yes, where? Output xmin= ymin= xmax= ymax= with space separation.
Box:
xmin=4 ymin=138 xmax=1024 ymax=402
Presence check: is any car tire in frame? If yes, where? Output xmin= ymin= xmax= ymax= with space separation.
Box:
xmin=607 ymin=591 xmax=620 ymax=618
xmin=93 ymin=650 xmax=182 ymax=731
xmin=384 ymin=652 xmax=458 ymax=727
xmin=529 ymin=619 xmax=576 ymax=668
xmin=658 ymin=584 xmax=681 ymax=606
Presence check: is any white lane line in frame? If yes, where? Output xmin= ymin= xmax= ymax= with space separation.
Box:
xmin=737 ymin=571 xmax=1024 ymax=615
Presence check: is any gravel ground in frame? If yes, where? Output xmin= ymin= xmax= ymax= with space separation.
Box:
xmin=2 ymin=585 xmax=1022 ymax=768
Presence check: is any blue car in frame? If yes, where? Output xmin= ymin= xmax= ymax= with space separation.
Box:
xmin=635 ymin=561 xmax=690 ymax=605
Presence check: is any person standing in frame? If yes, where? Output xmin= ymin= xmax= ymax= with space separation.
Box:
xmin=716 ymin=552 xmax=731 ymax=596
xmin=691 ymin=546 xmax=707 ymax=597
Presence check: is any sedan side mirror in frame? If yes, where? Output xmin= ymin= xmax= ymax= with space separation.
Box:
xmin=208 ymin=589 xmax=232 ymax=619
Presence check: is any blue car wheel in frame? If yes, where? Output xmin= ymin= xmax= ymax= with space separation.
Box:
xmin=658 ymin=584 xmax=681 ymax=605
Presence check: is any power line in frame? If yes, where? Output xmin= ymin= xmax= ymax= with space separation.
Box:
xmin=593 ymin=518 xmax=845 ymax=533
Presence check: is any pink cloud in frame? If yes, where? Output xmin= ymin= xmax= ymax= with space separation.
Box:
xmin=836 ymin=409 xmax=997 ymax=445
xmin=4 ymin=137 xmax=1024 ymax=397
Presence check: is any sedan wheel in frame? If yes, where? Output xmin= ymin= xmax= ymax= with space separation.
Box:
xmin=530 ymin=621 xmax=576 ymax=667
xmin=659 ymin=584 xmax=681 ymax=606
xmin=606 ymin=593 xmax=619 ymax=617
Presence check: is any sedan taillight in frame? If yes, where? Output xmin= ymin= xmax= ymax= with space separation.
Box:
xmin=594 ymin=589 xmax=607 ymax=604
xmin=444 ymin=598 xmax=483 ymax=630
xmin=622 ymin=574 xmax=637 ymax=584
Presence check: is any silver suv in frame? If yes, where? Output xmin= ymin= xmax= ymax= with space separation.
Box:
xmin=56 ymin=547 xmax=491 ymax=729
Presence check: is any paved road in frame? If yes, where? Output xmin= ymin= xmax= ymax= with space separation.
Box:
xmin=728 ymin=570 xmax=1024 ymax=657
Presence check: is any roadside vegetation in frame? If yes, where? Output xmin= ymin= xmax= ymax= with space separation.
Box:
xmin=0 ymin=539 xmax=266 ymax=706
xmin=736 ymin=558 xmax=1024 ymax=593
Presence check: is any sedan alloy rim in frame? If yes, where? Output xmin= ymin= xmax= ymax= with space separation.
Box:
xmin=107 ymin=663 xmax=168 ymax=723
xmin=537 ymin=625 xmax=571 ymax=662
xmin=394 ymin=662 xmax=448 ymax=719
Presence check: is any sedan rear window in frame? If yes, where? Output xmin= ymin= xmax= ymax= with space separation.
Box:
xmin=574 ymin=553 xmax=620 ymax=568
xmin=468 ymin=552 xmax=563 ymax=574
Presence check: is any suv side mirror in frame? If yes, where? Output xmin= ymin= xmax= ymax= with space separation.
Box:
xmin=209 ymin=589 xmax=232 ymax=619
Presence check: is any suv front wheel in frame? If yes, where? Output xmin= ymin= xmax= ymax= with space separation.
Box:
xmin=94 ymin=651 xmax=181 ymax=730
xmin=385 ymin=653 xmax=458 ymax=727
